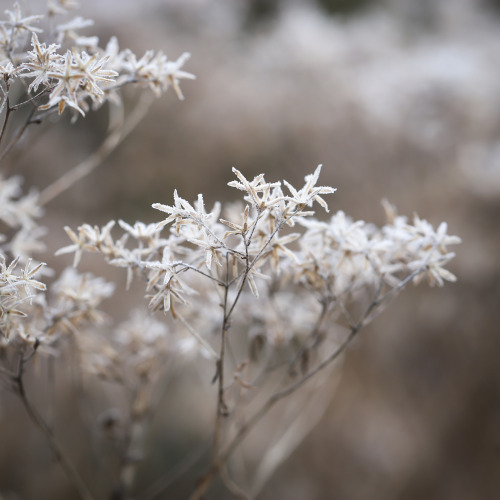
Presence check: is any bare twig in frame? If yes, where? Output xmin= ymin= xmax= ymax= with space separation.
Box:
xmin=211 ymin=255 xmax=231 ymax=464
xmin=0 ymin=106 xmax=39 ymax=169
xmin=12 ymin=354 xmax=96 ymax=500
xmin=187 ymin=325 xmax=357 ymax=500
xmin=134 ymin=442 xmax=209 ymax=500
xmin=39 ymin=93 xmax=154 ymax=206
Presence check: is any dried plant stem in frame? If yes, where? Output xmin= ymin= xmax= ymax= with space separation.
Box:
xmin=211 ymin=258 xmax=231 ymax=463
xmin=177 ymin=311 xmax=218 ymax=359
xmin=251 ymin=366 xmax=338 ymax=497
xmin=220 ymin=465 xmax=249 ymax=500
xmin=39 ymin=93 xmax=153 ymax=206
xmin=0 ymin=106 xmax=38 ymax=169
xmin=0 ymin=93 xmax=12 ymax=148
xmin=188 ymin=326 xmax=358 ymax=500
xmin=134 ymin=442 xmax=208 ymax=500
xmin=189 ymin=266 xmax=427 ymax=499
xmin=221 ymin=326 xmax=358 ymax=466
xmin=191 ymin=212 xmax=341 ymax=499
xmin=0 ymin=87 xmax=48 ymax=167
xmin=13 ymin=355 xmax=95 ymax=500
xmin=114 ymin=416 xmax=144 ymax=500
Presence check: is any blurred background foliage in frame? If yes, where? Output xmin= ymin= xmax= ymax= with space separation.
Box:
xmin=1 ymin=0 xmax=500 ymax=499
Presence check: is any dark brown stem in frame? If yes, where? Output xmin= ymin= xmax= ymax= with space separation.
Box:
xmin=0 ymin=90 xmax=12 ymax=150
xmin=0 ymin=106 xmax=39 ymax=169
xmin=211 ymin=255 xmax=231 ymax=462
xmin=13 ymin=355 xmax=95 ymax=500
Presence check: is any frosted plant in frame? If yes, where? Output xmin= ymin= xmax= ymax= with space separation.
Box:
xmin=57 ymin=165 xmax=460 ymax=499
xmin=0 ymin=2 xmax=195 ymax=118
xmin=0 ymin=2 xmax=460 ymax=500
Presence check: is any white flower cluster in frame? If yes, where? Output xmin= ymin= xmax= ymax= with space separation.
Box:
xmin=0 ymin=0 xmax=195 ymax=359
xmin=0 ymin=256 xmax=45 ymax=342
xmin=77 ymin=307 xmax=196 ymax=415
xmin=295 ymin=202 xmax=461 ymax=299
xmin=0 ymin=175 xmax=45 ymax=262
xmin=0 ymin=259 xmax=114 ymax=357
xmin=56 ymin=166 xmax=461 ymax=356
xmin=0 ymin=1 xmax=194 ymax=118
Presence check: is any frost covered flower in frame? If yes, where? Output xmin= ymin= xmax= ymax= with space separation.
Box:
xmin=71 ymin=49 xmax=117 ymax=100
xmin=21 ymin=33 xmax=62 ymax=92
xmin=118 ymin=220 xmax=162 ymax=244
xmin=0 ymin=254 xmax=46 ymax=339
xmin=0 ymin=59 xmax=18 ymax=79
xmin=55 ymin=16 xmax=94 ymax=45
xmin=403 ymin=218 xmax=461 ymax=287
xmin=0 ymin=176 xmax=43 ymax=231
xmin=152 ymin=194 xmax=224 ymax=270
xmin=142 ymin=249 xmax=196 ymax=315
xmin=228 ymin=168 xmax=283 ymax=211
xmin=38 ymin=49 xmax=84 ymax=114
xmin=53 ymin=268 xmax=114 ymax=307
xmin=56 ymin=226 xmax=97 ymax=267
xmin=1 ymin=2 xmax=193 ymax=123
xmin=121 ymin=49 xmax=195 ymax=99
xmin=283 ymin=164 xmax=336 ymax=215
xmin=7 ymin=226 xmax=47 ymax=262
xmin=32 ymin=47 xmax=118 ymax=115
xmin=162 ymin=52 xmax=196 ymax=100
xmin=3 ymin=2 xmax=43 ymax=37
xmin=51 ymin=268 xmax=114 ymax=331
xmin=56 ymin=221 xmax=117 ymax=266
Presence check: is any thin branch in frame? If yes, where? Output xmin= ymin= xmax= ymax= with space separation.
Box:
xmin=176 ymin=311 xmax=218 ymax=360
xmin=251 ymin=368 xmax=337 ymax=498
xmin=13 ymin=354 xmax=96 ymax=500
xmin=221 ymin=326 xmax=359 ymax=465
xmin=220 ymin=465 xmax=248 ymax=500
xmin=0 ymin=105 xmax=38 ymax=170
xmin=211 ymin=255 xmax=231 ymax=463
xmin=0 ymin=91 xmax=12 ymax=149
xmin=188 ymin=326 xmax=358 ymax=500
xmin=39 ymin=93 xmax=154 ymax=206
xmin=9 ymin=87 xmax=50 ymax=111
xmin=176 ymin=262 xmax=226 ymax=287
xmin=134 ymin=442 xmax=209 ymax=500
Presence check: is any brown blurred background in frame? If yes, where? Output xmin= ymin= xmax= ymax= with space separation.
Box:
xmin=1 ymin=0 xmax=500 ymax=499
